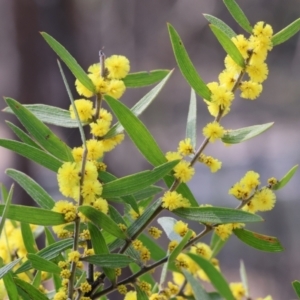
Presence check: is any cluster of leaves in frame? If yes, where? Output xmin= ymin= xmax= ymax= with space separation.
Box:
xmin=0 ymin=0 xmax=300 ymax=299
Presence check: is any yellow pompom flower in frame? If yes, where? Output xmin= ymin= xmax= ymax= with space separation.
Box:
xmin=129 ymin=207 xmax=144 ymax=220
xmin=250 ymin=188 xmax=276 ymax=211
xmin=98 ymin=108 xmax=113 ymax=122
xmin=92 ymin=198 xmax=109 ymax=214
xmin=190 ymin=242 xmax=212 ymax=260
xmin=72 ymin=146 xmax=83 ymax=162
xmin=140 ymin=246 xmax=151 ymax=262
xmin=240 ymin=170 xmax=260 ymax=190
xmin=53 ymin=291 xmax=68 ymax=300
xmin=100 ymin=134 xmax=125 ymax=152
xmin=68 ymin=250 xmax=80 ymax=263
xmin=168 ymin=240 xmax=178 ymax=252
xmin=218 ymin=69 xmax=238 ymax=90
xmin=167 ymin=281 xmax=179 ymax=296
xmin=69 ymin=99 xmax=93 ymax=122
xmin=173 ymin=220 xmax=189 ymax=237
xmin=118 ymin=285 xmax=128 ymax=295
xmin=52 ymin=200 xmax=77 ymax=222
xmin=229 ymin=282 xmax=246 ymax=300
xmin=105 ymin=55 xmax=130 ymax=79
xmin=124 ymin=291 xmax=137 ymax=300
xmin=224 ymin=55 xmax=243 ymax=73
xmin=86 ymin=139 xmax=104 ymax=160
xmin=90 ymin=119 xmax=111 ymax=137
xmin=256 ymin=296 xmax=273 ymax=300
xmin=231 ymin=34 xmax=250 ymax=59
xmin=178 ymin=138 xmax=194 ymax=156
xmin=148 ymin=226 xmax=162 ymax=239
xmin=214 ymin=224 xmax=233 ymax=240
xmin=82 ymin=161 xmax=98 ymax=181
xmin=199 ymin=154 xmax=222 ymax=173
xmin=252 ymin=21 xmax=273 ymax=39
xmin=228 ymin=183 xmax=251 ymax=200
xmin=80 ymin=281 xmax=92 ymax=293
xmin=161 ymin=191 xmax=190 ymax=211
xmin=173 ymin=160 xmax=195 ymax=183
xmin=132 ymin=239 xmax=143 ymax=251
xmin=175 ymin=253 xmax=189 ymax=269
xmin=81 ymin=180 xmax=103 ymax=204
xmin=208 ymin=82 xmax=234 ymax=109
xmin=165 ymin=151 xmax=182 ymax=162
xmin=239 ymin=81 xmax=263 ymax=100
xmin=89 ymin=74 xmax=108 ymax=94
xmin=75 ymin=79 xmax=94 ymax=98
xmin=106 ymin=79 xmax=126 ymax=99
xmin=203 ymin=122 xmax=225 ymax=143
xmin=88 ymin=63 xmax=101 ymax=75
xmin=246 ymin=62 xmax=269 ymax=83
xmin=149 ymin=294 xmax=167 ymax=300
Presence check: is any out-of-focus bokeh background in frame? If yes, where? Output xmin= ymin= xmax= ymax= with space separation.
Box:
xmin=0 ymin=0 xmax=299 ymax=299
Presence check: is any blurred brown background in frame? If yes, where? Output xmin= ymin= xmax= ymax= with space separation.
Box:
xmin=0 ymin=0 xmax=299 ymax=299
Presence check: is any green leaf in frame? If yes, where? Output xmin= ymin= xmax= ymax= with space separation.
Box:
xmin=169 ymin=230 xmax=193 ymax=264
xmin=233 ymin=228 xmax=284 ymax=252
xmin=139 ymin=234 xmax=166 ymax=261
xmin=78 ymin=206 xmax=127 ymax=240
xmin=5 ymin=98 xmax=73 ymax=162
xmin=182 ymin=269 xmax=210 ymax=300
xmin=203 ymin=14 xmax=236 ymax=38
xmin=239 ymin=260 xmax=249 ymax=297
xmin=15 ymin=238 xmax=73 ymax=274
xmin=27 ymin=253 xmax=61 ymax=274
xmin=104 ymin=70 xmax=173 ymax=139
xmin=21 ymin=222 xmax=37 ymax=254
xmin=292 ymin=280 xmax=300 ymax=298
xmin=0 ymin=184 xmax=14 ymax=236
xmin=0 ymin=139 xmax=62 ymax=172
xmin=6 ymin=121 xmax=41 ymax=148
xmin=187 ymin=253 xmax=235 ymax=300
xmin=210 ymin=231 xmax=228 ymax=258
xmin=32 ymin=270 xmax=42 ymax=288
xmin=164 ymin=175 xmax=198 ymax=207
xmin=123 ymin=70 xmax=170 ymax=87
xmin=105 ymin=95 xmax=166 ymax=166
xmin=173 ymin=206 xmax=263 ymax=224
xmin=3 ymin=272 xmax=19 ymax=300
xmin=88 ymin=222 xmax=116 ymax=283
xmin=135 ymin=285 xmax=150 ymax=300
xmin=0 ymin=204 xmax=65 ymax=226
xmin=221 ymin=122 xmax=274 ymax=144
xmin=133 ymin=186 xmax=163 ymax=201
xmin=186 ymin=89 xmax=197 ymax=148
xmin=41 ymin=32 xmax=95 ymax=93
xmin=102 ymin=160 xmax=178 ymax=198
xmin=272 ymin=18 xmax=300 ymax=46
xmin=168 ymin=23 xmax=211 ymax=100
xmin=6 ymin=169 xmax=55 ymax=209
xmin=4 ymin=104 xmax=82 ymax=128
xmin=15 ymin=277 xmax=49 ymax=300
xmin=157 ymin=217 xmax=182 ymax=242
xmin=130 ymin=263 xmax=156 ymax=287
xmin=81 ymin=254 xmax=135 ymax=268
xmin=273 ymin=165 xmax=298 ymax=190
xmin=223 ymin=0 xmax=252 ymax=33
xmin=210 ymin=24 xmax=245 ymax=68
xmin=0 ymin=259 xmax=21 ymax=279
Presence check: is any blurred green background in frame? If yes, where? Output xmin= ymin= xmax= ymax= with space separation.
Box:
xmin=0 ymin=0 xmax=299 ymax=299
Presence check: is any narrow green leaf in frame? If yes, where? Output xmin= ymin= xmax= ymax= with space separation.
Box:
xmin=233 ymin=228 xmax=284 ymax=252
xmin=292 ymin=280 xmax=300 ymax=298
xmin=168 ymin=23 xmax=211 ymax=100
xmin=88 ymin=222 xmax=116 ymax=283
xmin=3 ymin=104 xmax=81 ymax=128
xmin=203 ymin=14 xmax=236 ymax=38
xmin=15 ymin=277 xmax=49 ymax=300
xmin=173 ymin=206 xmax=263 ymax=224
xmin=41 ymin=32 xmax=95 ymax=93
xmin=164 ymin=175 xmax=198 ymax=207
xmin=123 ymin=70 xmax=170 ymax=87
xmin=104 ymin=70 xmax=173 ymax=139
xmin=157 ymin=217 xmax=182 ymax=242
xmin=221 ymin=122 xmax=274 ymax=144
xmin=32 ymin=270 xmax=42 ymax=288
xmin=187 ymin=253 xmax=235 ymax=300
xmin=3 ymin=272 xmax=19 ymax=300
xmin=0 ymin=259 xmax=21 ymax=279
xmin=130 ymin=263 xmax=156 ymax=287
xmin=6 ymin=121 xmax=41 ymax=148
xmin=102 ymin=160 xmax=178 ymax=198
xmin=0 ymin=139 xmax=62 ymax=172
xmin=169 ymin=230 xmax=193 ymax=264
xmin=0 ymin=183 xmax=8 ymax=203
xmin=81 ymin=254 xmax=135 ymax=268
xmin=210 ymin=231 xmax=228 ymax=258
xmin=0 ymin=184 xmax=14 ymax=235
xmin=135 ymin=284 xmax=150 ymax=300
xmin=239 ymin=260 xmax=249 ymax=297
xmin=223 ymin=0 xmax=252 ymax=33
xmin=182 ymin=269 xmax=210 ymax=300
xmin=186 ymin=89 xmax=197 ymax=148
xmin=139 ymin=234 xmax=166 ymax=261
xmin=0 ymin=204 xmax=65 ymax=226
xmin=5 ymin=98 xmax=73 ymax=162
xmin=27 ymin=253 xmax=61 ymax=274
xmin=21 ymin=222 xmax=37 ymax=254
xmin=78 ymin=206 xmax=127 ymax=240
xmin=208 ymin=292 xmax=224 ymax=300
xmin=15 ymin=238 xmax=73 ymax=274
xmin=272 ymin=18 xmax=300 ymax=46
xmin=133 ymin=186 xmax=163 ymax=202
xmin=105 ymin=95 xmax=166 ymax=166
xmin=273 ymin=165 xmax=298 ymax=190
xmin=108 ymin=206 xmax=126 ymax=226
xmin=210 ymin=24 xmax=245 ymax=68
xmin=6 ymin=169 xmax=55 ymax=209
